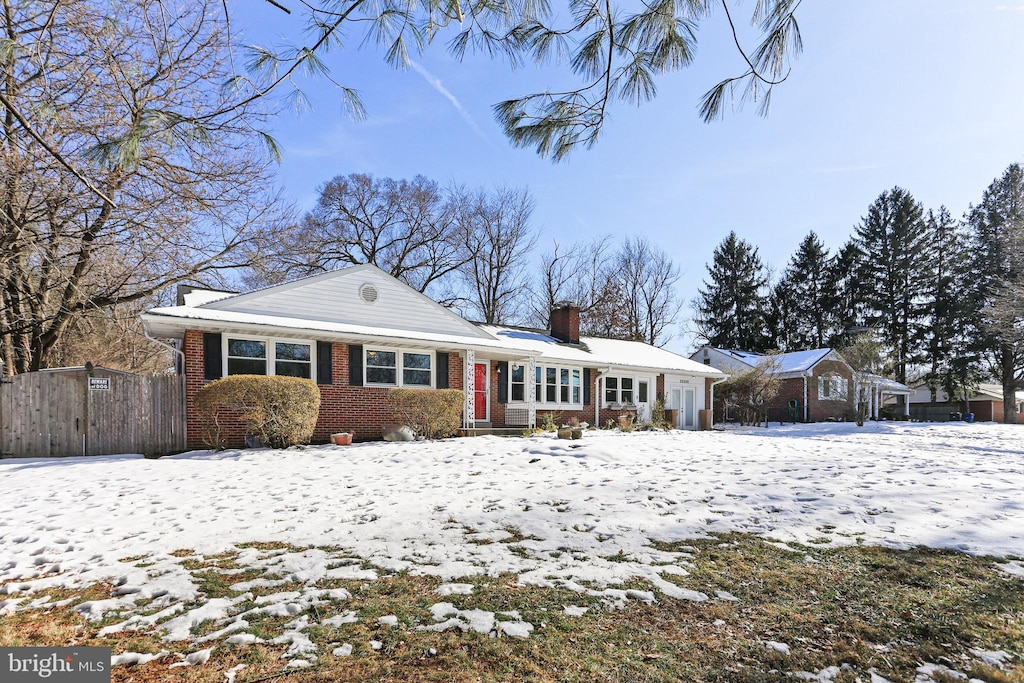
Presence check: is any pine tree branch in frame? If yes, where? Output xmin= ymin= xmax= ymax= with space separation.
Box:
xmin=0 ymin=91 xmax=116 ymax=208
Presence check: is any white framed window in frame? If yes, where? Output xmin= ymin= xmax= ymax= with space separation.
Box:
xmin=224 ymin=336 xmax=314 ymax=380
xmin=529 ymin=364 xmax=584 ymax=406
xmin=818 ymin=374 xmax=848 ymax=401
xmin=604 ymin=375 xmax=652 ymax=406
xmin=604 ymin=376 xmax=618 ymax=404
xmin=365 ymin=347 xmax=434 ymax=387
xmin=510 ymin=364 xmax=526 ymax=401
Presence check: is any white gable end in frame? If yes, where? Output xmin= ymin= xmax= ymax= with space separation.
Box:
xmin=201 ymin=265 xmax=494 ymax=340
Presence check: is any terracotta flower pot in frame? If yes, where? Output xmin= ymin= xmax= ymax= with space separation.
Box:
xmin=331 ymin=433 xmax=353 ymax=446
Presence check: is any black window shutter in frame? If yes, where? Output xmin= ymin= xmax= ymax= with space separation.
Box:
xmin=203 ymin=333 xmax=222 ymax=380
xmin=583 ymin=368 xmax=592 ymax=405
xmin=316 ymin=341 xmax=333 ymax=385
xmin=497 ymin=361 xmax=508 ymax=404
xmin=436 ymin=352 xmax=449 ymax=389
xmin=348 ymin=344 xmax=363 ymax=386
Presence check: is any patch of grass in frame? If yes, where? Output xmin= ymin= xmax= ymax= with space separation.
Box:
xmin=3 ymin=535 xmax=1023 ymax=683
xmin=119 ymin=555 xmax=148 ymax=563
xmin=234 ymin=541 xmax=299 ymax=552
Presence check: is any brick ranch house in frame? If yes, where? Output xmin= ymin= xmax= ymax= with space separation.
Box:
xmin=689 ymin=347 xmax=912 ymax=422
xmin=141 ymin=265 xmax=727 ymax=448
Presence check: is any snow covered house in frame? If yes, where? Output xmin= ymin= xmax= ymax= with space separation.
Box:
xmin=689 ymin=347 xmax=912 ymax=422
xmin=141 ymin=265 xmax=727 ymax=447
xmin=909 ymin=383 xmax=1024 ymax=422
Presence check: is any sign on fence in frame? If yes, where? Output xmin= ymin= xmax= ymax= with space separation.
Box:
xmin=88 ymin=377 xmax=111 ymax=391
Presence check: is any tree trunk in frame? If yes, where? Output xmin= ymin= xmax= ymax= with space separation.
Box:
xmin=1001 ymin=344 xmax=1019 ymax=424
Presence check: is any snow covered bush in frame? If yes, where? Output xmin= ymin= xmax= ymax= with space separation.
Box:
xmin=387 ymin=388 xmax=464 ymax=439
xmin=194 ymin=375 xmax=321 ymax=449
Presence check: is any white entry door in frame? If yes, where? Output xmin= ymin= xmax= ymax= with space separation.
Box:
xmin=683 ymin=387 xmax=697 ymax=430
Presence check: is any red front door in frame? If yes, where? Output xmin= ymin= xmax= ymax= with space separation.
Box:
xmin=474 ymin=363 xmax=488 ymax=420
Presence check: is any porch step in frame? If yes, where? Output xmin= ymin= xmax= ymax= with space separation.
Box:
xmin=461 ymin=427 xmax=528 ymax=437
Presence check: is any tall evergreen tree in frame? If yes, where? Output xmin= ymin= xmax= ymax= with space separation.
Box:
xmin=827 ymin=240 xmax=869 ymax=348
xmin=854 ymin=187 xmax=930 ymax=383
xmin=921 ymin=207 xmax=983 ymax=404
xmin=695 ymin=232 xmax=770 ymax=351
xmin=769 ymin=232 xmax=834 ymax=350
xmin=766 ymin=279 xmax=800 ymax=351
xmin=967 ymin=163 xmax=1024 ymax=423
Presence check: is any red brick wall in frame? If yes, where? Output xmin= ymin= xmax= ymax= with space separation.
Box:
xmin=184 ymin=332 xmax=466 ymax=448
xmin=763 ymin=360 xmax=855 ymax=423
xmin=550 ymin=305 xmax=580 ymax=343
xmin=806 ymin=360 xmax=855 ymax=422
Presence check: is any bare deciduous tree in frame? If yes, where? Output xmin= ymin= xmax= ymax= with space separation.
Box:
xmin=246 ymin=174 xmax=470 ymax=301
xmin=615 ymin=236 xmax=683 ymax=347
xmin=533 ymin=237 xmax=615 ymax=326
xmin=456 ymin=187 xmax=537 ymax=324
xmin=719 ymin=354 xmax=782 ymax=427
xmin=533 ymin=236 xmax=681 ymax=345
xmin=0 ymin=0 xmax=288 ymax=374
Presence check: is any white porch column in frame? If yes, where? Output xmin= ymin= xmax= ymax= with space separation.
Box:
xmin=904 ymin=393 xmax=910 ymax=417
xmin=464 ymin=350 xmax=476 ymax=428
xmin=527 ymin=356 xmax=537 ymax=428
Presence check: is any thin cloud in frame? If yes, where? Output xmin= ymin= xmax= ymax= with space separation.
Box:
xmin=408 ymin=60 xmax=492 ymax=146
xmin=994 ymin=3 xmax=1024 ymax=9
xmin=810 ymin=163 xmax=885 ymax=175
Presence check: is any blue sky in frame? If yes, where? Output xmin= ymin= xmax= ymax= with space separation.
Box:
xmin=231 ymin=1 xmax=1024 ymax=354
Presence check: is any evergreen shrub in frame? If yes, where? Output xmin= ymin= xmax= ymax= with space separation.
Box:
xmin=195 ymin=375 xmax=321 ymax=449
xmin=388 ymin=388 xmax=464 ymax=439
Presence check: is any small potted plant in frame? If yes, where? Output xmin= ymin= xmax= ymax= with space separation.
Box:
xmin=331 ymin=431 xmax=354 ymax=446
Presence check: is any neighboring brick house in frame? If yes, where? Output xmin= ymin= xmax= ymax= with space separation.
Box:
xmin=909 ymin=383 xmax=1024 ymax=422
xmin=142 ymin=264 xmax=727 ymax=448
xmin=689 ymin=347 xmax=912 ymax=423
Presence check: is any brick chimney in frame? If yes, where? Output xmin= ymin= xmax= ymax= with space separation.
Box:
xmin=550 ymin=301 xmax=580 ymax=344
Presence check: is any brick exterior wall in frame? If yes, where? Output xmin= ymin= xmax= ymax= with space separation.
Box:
xmin=184 ymin=331 xmax=466 ymax=448
xmin=764 ymin=359 xmax=855 ymax=423
xmin=184 ymin=332 xmax=688 ymax=444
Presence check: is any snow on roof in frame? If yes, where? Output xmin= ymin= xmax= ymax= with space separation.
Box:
xmin=481 ymin=325 xmax=727 ymax=376
xmin=143 ymin=309 xmax=726 ymax=375
xmin=716 ymin=349 xmax=765 ymax=365
xmin=774 ymin=349 xmax=834 ymax=373
xmin=977 ymin=383 xmax=1024 ymax=402
xmin=712 ymin=348 xmax=834 ymax=374
xmin=861 ymin=373 xmax=912 ymax=393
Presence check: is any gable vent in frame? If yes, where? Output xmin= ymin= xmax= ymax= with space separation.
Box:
xmin=359 ymin=283 xmax=379 ymax=304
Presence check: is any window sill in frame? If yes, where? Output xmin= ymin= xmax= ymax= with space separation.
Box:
xmin=532 ymin=402 xmax=584 ymax=409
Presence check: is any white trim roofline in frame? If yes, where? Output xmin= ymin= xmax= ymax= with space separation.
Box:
xmin=141 ymin=310 xmax=536 ymax=357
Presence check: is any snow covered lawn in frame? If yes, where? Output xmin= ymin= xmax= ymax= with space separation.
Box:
xmin=1 ymin=421 xmax=1022 ymax=679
